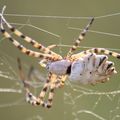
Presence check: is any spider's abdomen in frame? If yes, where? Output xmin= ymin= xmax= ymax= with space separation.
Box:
xmin=47 ymin=60 xmax=71 ymax=75
xmin=69 ymin=53 xmax=117 ymax=84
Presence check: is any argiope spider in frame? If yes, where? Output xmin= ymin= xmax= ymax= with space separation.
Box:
xmin=0 ymin=6 xmax=120 ymax=108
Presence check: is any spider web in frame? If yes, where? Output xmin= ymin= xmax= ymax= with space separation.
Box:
xmin=0 ymin=8 xmax=120 ymax=120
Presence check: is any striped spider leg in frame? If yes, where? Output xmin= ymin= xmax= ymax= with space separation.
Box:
xmin=0 ymin=6 xmax=59 ymax=56
xmin=67 ymin=17 xmax=94 ymax=57
xmin=54 ymin=75 xmax=68 ymax=88
xmin=39 ymin=44 xmax=58 ymax=67
xmin=71 ymin=48 xmax=120 ymax=61
xmin=0 ymin=6 xmax=62 ymax=67
xmin=0 ymin=16 xmax=62 ymax=60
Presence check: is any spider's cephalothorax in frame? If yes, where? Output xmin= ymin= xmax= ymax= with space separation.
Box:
xmin=46 ymin=60 xmax=71 ymax=75
xmin=0 ymin=6 xmax=120 ymax=108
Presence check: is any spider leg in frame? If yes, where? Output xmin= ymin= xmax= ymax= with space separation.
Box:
xmin=39 ymin=74 xmax=67 ymax=108
xmin=43 ymin=78 xmax=56 ymax=108
xmin=43 ymin=74 xmax=65 ymax=108
xmin=88 ymin=48 xmax=120 ymax=59
xmin=71 ymin=48 xmax=120 ymax=61
xmin=0 ymin=6 xmax=60 ymax=57
xmin=0 ymin=6 xmax=62 ymax=63
xmin=35 ymin=73 xmax=56 ymax=108
xmin=0 ymin=19 xmax=61 ymax=61
xmin=38 ymin=45 xmax=58 ymax=67
xmin=45 ymin=76 xmax=68 ymax=108
xmin=55 ymin=75 xmax=67 ymax=88
xmin=27 ymin=80 xmax=50 ymax=107
xmin=39 ymin=59 xmax=48 ymax=67
xmin=34 ymin=72 xmax=52 ymax=107
xmin=67 ymin=17 xmax=94 ymax=57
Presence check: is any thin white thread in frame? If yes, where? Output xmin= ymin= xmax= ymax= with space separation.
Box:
xmin=58 ymin=44 xmax=120 ymax=52
xmin=68 ymin=27 xmax=120 ymax=38
xmin=77 ymin=110 xmax=106 ymax=120
xmin=4 ymin=12 xmax=120 ymax=19
xmin=0 ymin=88 xmax=22 ymax=93
xmin=4 ymin=13 xmax=90 ymax=19
xmin=9 ymin=22 xmax=60 ymax=38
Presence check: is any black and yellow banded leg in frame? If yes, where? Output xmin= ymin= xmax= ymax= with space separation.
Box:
xmin=87 ymin=48 xmax=120 ymax=59
xmin=37 ymin=73 xmax=52 ymax=107
xmin=43 ymin=75 xmax=68 ymax=108
xmin=25 ymin=73 xmax=53 ymax=108
xmin=55 ymin=75 xmax=67 ymax=88
xmin=37 ymin=73 xmax=57 ymax=108
xmin=72 ymin=48 xmax=120 ymax=61
xmin=67 ymin=17 xmax=94 ymax=57
xmin=43 ymin=82 xmax=55 ymax=108
xmin=38 ymin=45 xmax=59 ymax=68
xmin=0 ymin=25 xmax=59 ymax=60
xmin=45 ymin=74 xmax=59 ymax=108
xmin=35 ymin=82 xmax=55 ymax=108
xmin=1 ymin=12 xmax=61 ymax=58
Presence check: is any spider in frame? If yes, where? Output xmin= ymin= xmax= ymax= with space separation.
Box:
xmin=0 ymin=6 xmax=120 ymax=108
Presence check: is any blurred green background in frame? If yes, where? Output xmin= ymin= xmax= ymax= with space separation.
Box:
xmin=0 ymin=0 xmax=120 ymax=120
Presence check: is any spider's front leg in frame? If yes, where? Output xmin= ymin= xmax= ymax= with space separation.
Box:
xmin=88 ymin=48 xmax=120 ymax=59
xmin=67 ymin=17 xmax=94 ymax=57
xmin=0 ymin=6 xmax=60 ymax=58
xmin=0 ymin=6 xmax=62 ymax=62
xmin=71 ymin=48 xmax=120 ymax=61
